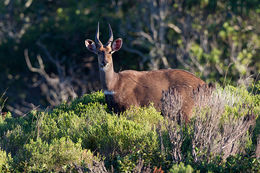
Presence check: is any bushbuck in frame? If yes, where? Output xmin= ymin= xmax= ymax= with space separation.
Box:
xmin=85 ymin=23 xmax=206 ymax=121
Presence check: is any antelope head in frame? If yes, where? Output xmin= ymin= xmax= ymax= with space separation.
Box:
xmin=85 ymin=23 xmax=123 ymax=71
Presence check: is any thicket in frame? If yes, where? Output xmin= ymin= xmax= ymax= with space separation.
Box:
xmin=0 ymin=83 xmax=259 ymax=172
xmin=0 ymin=0 xmax=259 ymax=115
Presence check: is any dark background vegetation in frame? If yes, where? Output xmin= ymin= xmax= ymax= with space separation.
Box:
xmin=0 ymin=0 xmax=259 ymax=114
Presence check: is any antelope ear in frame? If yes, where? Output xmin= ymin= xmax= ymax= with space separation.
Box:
xmin=112 ymin=38 xmax=123 ymax=52
xmin=85 ymin=39 xmax=97 ymax=53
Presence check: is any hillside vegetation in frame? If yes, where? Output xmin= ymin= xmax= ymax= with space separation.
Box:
xmin=0 ymin=84 xmax=259 ymax=172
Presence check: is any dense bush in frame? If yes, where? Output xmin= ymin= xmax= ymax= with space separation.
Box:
xmin=169 ymin=162 xmax=193 ymax=173
xmin=0 ymin=147 xmax=12 ymax=172
xmin=0 ymin=84 xmax=259 ymax=172
xmin=23 ymin=137 xmax=102 ymax=172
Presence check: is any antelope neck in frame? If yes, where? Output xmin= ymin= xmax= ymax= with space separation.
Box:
xmin=99 ymin=63 xmax=118 ymax=91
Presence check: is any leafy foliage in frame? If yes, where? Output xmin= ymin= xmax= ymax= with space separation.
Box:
xmin=169 ymin=162 xmax=193 ymax=173
xmin=23 ymin=137 xmax=102 ymax=172
xmin=0 ymin=85 xmax=259 ymax=172
xmin=0 ymin=147 xmax=12 ymax=172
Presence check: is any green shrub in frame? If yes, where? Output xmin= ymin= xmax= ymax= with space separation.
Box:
xmin=0 ymin=147 xmax=12 ymax=172
xmin=224 ymin=154 xmax=260 ymax=173
xmin=23 ymin=137 xmax=102 ymax=172
xmin=0 ymin=92 xmax=165 ymax=171
xmin=0 ymin=89 xmax=258 ymax=172
xmin=252 ymin=82 xmax=260 ymax=144
xmin=169 ymin=162 xmax=193 ymax=173
xmin=190 ymin=154 xmax=260 ymax=173
xmin=69 ymin=90 xmax=106 ymax=108
xmin=122 ymin=105 xmax=164 ymax=127
xmin=0 ymin=112 xmax=36 ymax=155
xmin=220 ymin=85 xmax=260 ymax=119
xmin=48 ymin=94 xmax=163 ymax=167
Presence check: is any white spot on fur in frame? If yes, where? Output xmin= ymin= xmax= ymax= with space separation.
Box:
xmin=100 ymin=64 xmax=110 ymax=71
xmin=100 ymin=67 xmax=105 ymax=72
xmin=104 ymin=90 xmax=115 ymax=95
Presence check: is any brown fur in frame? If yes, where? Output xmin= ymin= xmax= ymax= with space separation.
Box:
xmin=85 ymin=24 xmax=206 ymax=121
xmin=105 ymin=69 xmax=205 ymax=120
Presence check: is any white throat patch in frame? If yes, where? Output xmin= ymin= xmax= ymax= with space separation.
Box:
xmin=100 ymin=64 xmax=109 ymax=72
xmin=104 ymin=90 xmax=115 ymax=95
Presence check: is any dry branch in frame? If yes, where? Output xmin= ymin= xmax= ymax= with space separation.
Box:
xmin=192 ymin=86 xmax=255 ymax=161
xmin=24 ymin=44 xmax=93 ymax=106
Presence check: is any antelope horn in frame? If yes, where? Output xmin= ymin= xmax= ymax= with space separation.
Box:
xmin=95 ymin=22 xmax=103 ymax=46
xmin=106 ymin=23 xmax=113 ymax=46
